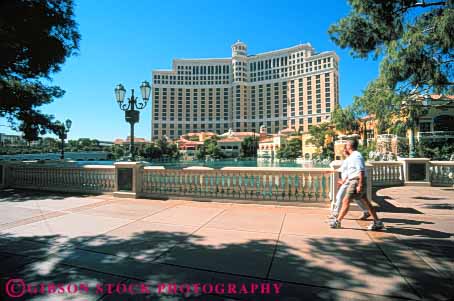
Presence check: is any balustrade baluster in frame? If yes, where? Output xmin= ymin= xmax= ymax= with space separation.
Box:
xmin=321 ymin=174 xmax=327 ymax=199
xmin=296 ymin=174 xmax=303 ymax=201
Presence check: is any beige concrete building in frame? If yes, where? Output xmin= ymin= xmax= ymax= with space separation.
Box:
xmin=151 ymin=41 xmax=339 ymax=140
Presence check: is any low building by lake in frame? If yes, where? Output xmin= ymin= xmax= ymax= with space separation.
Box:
xmin=0 ymin=151 xmax=111 ymax=161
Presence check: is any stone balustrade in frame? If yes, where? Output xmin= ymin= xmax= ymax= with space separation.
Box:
xmin=368 ymin=161 xmax=404 ymax=187
xmin=2 ymin=163 xmax=115 ymax=193
xmin=142 ymin=166 xmax=333 ymax=202
xmin=367 ymin=160 xmax=454 ymax=187
xmin=0 ymin=160 xmax=452 ymax=203
xmin=430 ymin=161 xmax=454 ymax=186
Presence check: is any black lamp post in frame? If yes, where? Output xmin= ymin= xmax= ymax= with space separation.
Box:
xmin=55 ymin=119 xmax=72 ymax=160
xmin=114 ymin=81 xmax=151 ymax=161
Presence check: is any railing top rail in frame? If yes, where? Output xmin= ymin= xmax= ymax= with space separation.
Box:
xmin=429 ymin=161 xmax=454 ymax=166
xmin=368 ymin=161 xmax=403 ymax=165
xmin=9 ymin=164 xmax=115 ymax=170
xmin=82 ymin=165 xmax=115 ymax=169
xmin=144 ymin=166 xmax=166 ymax=170
xmin=143 ymin=167 xmax=334 ymax=175
xmin=221 ymin=167 xmax=333 ymax=172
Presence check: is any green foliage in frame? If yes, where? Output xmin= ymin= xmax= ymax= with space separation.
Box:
xmin=329 ymin=0 xmax=453 ymax=93
xmin=0 ymin=0 xmax=80 ymax=139
xmin=276 ymin=139 xmax=302 ymax=160
xmin=353 ymin=78 xmax=404 ymax=134
xmin=195 ymin=149 xmax=205 ymax=160
xmin=138 ymin=139 xmax=180 ymax=161
xmin=358 ymin=140 xmax=377 ymax=160
xmin=307 ymin=123 xmax=336 ymax=160
xmin=110 ymin=145 xmax=125 ymax=159
xmin=417 ymin=138 xmax=454 ymax=160
xmin=0 ymin=138 xmax=111 ymax=155
xmin=187 ymin=135 xmax=200 ymax=142
xmin=197 ymin=137 xmax=224 ymax=160
xmin=240 ymin=136 xmax=258 ymax=158
xmin=308 ymin=123 xmax=335 ymax=149
xmin=330 ymin=105 xmax=360 ymax=134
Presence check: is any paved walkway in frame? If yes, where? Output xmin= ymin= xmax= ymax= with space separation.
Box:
xmin=0 ymin=187 xmax=452 ymax=300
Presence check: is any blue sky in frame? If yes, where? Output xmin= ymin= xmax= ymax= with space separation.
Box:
xmin=1 ymin=0 xmax=380 ymax=141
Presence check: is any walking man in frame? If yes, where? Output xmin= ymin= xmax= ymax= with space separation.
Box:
xmin=330 ymin=139 xmax=384 ymax=230
xmin=330 ymin=146 xmax=370 ymax=220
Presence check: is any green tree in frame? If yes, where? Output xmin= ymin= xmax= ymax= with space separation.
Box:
xmin=0 ymin=0 xmax=80 ymax=138
xmin=308 ymin=123 xmax=335 ymax=159
xmin=353 ymin=78 xmax=406 ymax=134
xmin=203 ymin=137 xmax=224 ymax=159
xmin=276 ymin=139 xmax=302 ymax=160
xmin=308 ymin=123 xmax=335 ymax=149
xmin=329 ymin=0 xmax=453 ymax=94
xmin=67 ymin=140 xmax=78 ymax=152
xmin=110 ymin=145 xmax=125 ymax=160
xmin=240 ymin=136 xmax=258 ymax=158
xmin=140 ymin=144 xmax=162 ymax=160
xmin=417 ymin=138 xmax=454 ymax=160
xmin=330 ymin=105 xmax=360 ymax=134
xmin=195 ymin=149 xmax=205 ymax=160
xmin=166 ymin=143 xmax=180 ymax=159
xmin=196 ymin=137 xmax=224 ymax=160
xmin=156 ymin=138 xmax=169 ymax=157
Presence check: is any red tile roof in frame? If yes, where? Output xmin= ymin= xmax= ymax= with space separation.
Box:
xmin=280 ymin=127 xmax=295 ymax=133
xmin=427 ymin=94 xmax=454 ymax=100
xmin=259 ymin=137 xmax=274 ymax=143
xmin=114 ymin=137 xmax=149 ymax=144
xmin=230 ymin=132 xmax=259 ymax=137
xmin=218 ymin=137 xmax=242 ymax=143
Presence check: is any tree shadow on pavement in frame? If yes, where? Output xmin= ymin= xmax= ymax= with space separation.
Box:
xmin=0 ymin=188 xmax=105 ymax=202
xmin=0 ymin=227 xmax=452 ymax=300
xmin=380 ymin=218 xmax=434 ymax=226
xmin=412 ymin=196 xmax=445 ymax=201
xmin=372 ymin=189 xmax=422 ymax=214
xmin=420 ymin=203 xmax=454 ymax=210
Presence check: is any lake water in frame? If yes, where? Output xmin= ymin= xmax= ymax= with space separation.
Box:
xmin=75 ymin=159 xmax=329 ymax=169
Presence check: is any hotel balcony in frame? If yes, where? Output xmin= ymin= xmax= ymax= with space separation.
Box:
xmin=417 ymin=131 xmax=454 ymax=140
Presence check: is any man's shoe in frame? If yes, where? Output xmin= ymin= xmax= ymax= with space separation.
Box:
xmin=359 ymin=212 xmax=371 ymax=220
xmin=367 ymin=220 xmax=384 ymax=231
xmin=329 ymin=219 xmax=341 ymax=229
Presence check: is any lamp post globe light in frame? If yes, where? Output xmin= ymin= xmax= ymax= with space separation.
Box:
xmin=114 ymin=81 xmax=151 ymax=161
xmin=55 ymin=119 xmax=72 ymax=160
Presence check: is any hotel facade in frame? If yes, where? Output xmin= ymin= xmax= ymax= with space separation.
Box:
xmin=151 ymin=41 xmax=339 ymax=140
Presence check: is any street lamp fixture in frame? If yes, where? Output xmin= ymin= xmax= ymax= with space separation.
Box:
xmin=55 ymin=119 xmax=72 ymax=160
xmin=114 ymin=81 xmax=151 ymax=161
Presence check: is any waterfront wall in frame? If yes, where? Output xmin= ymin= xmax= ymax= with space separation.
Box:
xmin=0 ymin=160 xmax=452 ymax=204
xmin=0 ymin=162 xmax=335 ymax=203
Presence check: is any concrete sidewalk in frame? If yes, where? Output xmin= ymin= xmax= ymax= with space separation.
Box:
xmin=0 ymin=187 xmax=452 ymax=300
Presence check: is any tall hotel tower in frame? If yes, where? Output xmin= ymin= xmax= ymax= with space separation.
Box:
xmin=151 ymin=41 xmax=339 ymax=140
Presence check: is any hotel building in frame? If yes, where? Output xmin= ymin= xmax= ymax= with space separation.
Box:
xmin=151 ymin=41 xmax=339 ymax=140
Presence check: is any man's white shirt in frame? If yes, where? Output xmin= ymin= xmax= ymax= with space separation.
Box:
xmin=345 ymin=150 xmax=367 ymax=179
